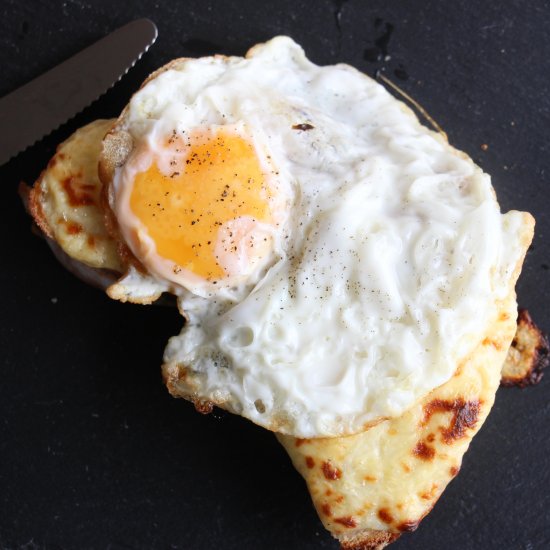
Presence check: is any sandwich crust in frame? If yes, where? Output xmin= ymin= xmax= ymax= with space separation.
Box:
xmin=500 ymin=308 xmax=549 ymax=387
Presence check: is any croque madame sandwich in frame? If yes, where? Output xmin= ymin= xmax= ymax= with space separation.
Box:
xmin=25 ymin=37 xmax=536 ymax=549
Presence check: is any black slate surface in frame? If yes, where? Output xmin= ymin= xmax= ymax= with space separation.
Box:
xmin=1 ymin=1 xmax=549 ymax=549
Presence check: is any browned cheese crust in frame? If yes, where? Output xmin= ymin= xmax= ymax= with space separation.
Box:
xmin=501 ymin=308 xmax=549 ymax=387
xmin=25 ymin=119 xmax=124 ymax=288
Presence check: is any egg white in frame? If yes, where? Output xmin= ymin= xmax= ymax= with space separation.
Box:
xmin=110 ymin=37 xmax=528 ymax=437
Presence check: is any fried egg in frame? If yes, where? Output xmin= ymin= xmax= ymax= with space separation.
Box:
xmin=102 ymin=37 xmax=533 ymax=438
xmin=111 ymin=122 xmax=290 ymax=299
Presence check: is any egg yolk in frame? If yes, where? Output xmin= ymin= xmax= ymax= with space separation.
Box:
xmin=129 ymin=130 xmax=273 ymax=282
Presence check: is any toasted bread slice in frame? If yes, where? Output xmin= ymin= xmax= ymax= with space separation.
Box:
xmin=501 ymin=309 xmax=549 ymax=387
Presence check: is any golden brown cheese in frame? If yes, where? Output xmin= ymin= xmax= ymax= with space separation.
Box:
xmin=29 ymin=119 xmax=122 ymax=272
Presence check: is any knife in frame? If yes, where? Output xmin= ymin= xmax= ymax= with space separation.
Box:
xmin=0 ymin=18 xmax=158 ymax=166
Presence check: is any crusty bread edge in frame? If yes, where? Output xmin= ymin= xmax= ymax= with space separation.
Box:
xmin=501 ymin=307 xmax=549 ymax=387
xmin=338 ymin=530 xmax=401 ymax=550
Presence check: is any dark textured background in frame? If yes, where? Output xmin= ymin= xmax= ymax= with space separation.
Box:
xmin=1 ymin=1 xmax=549 ymax=549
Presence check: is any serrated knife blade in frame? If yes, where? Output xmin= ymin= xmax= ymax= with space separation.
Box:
xmin=0 ymin=18 xmax=158 ymax=166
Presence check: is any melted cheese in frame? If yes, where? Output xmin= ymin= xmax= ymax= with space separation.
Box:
xmin=30 ymin=119 xmax=121 ymax=271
